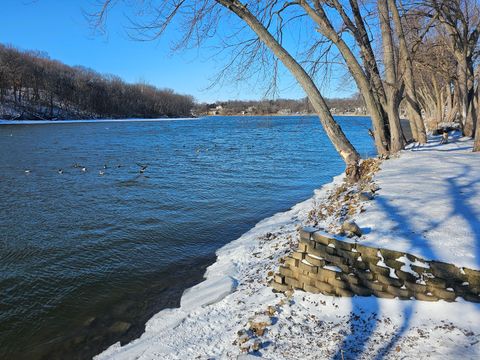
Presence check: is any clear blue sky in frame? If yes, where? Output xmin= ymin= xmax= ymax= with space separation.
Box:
xmin=0 ymin=0 xmax=357 ymax=103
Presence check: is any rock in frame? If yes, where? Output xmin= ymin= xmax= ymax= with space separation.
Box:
xmin=251 ymin=339 xmax=262 ymax=351
xmin=248 ymin=315 xmax=272 ymax=336
xmin=359 ymin=192 xmax=374 ymax=201
xmin=341 ymin=221 xmax=362 ymax=237
xmin=83 ymin=316 xmax=96 ymax=327
xmin=109 ymin=321 xmax=131 ymax=333
xmin=267 ymin=305 xmax=276 ymax=316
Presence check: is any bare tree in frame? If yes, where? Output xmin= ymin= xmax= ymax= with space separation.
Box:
xmin=94 ymin=0 xmax=363 ymax=180
xmin=389 ymin=0 xmax=428 ymax=143
xmin=425 ymin=0 xmax=480 ymax=138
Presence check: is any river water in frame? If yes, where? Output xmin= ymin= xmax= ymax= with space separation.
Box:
xmin=0 ymin=116 xmax=375 ymax=359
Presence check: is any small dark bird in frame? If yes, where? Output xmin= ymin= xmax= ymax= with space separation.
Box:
xmin=136 ymin=163 xmax=148 ymax=174
xmin=103 ymin=164 xmax=108 ymax=169
xmin=73 ymin=163 xmax=80 ymax=168
xmin=58 ymin=169 xmax=63 ymax=174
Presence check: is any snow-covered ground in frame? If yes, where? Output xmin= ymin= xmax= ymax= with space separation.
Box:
xmin=96 ymin=134 xmax=480 ymax=360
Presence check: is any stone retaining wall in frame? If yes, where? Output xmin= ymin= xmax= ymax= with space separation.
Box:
xmin=271 ymin=228 xmax=480 ymax=303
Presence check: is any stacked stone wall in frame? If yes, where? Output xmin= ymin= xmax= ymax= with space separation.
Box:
xmin=271 ymin=228 xmax=480 ymax=303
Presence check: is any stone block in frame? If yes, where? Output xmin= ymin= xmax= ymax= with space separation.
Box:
xmin=336 ymin=263 xmax=352 ymax=273
xmin=430 ymin=261 xmax=466 ymax=282
xmin=404 ymin=281 xmax=427 ymax=294
xmin=384 ymin=258 xmax=404 ymax=270
xmin=410 ymin=265 xmax=429 ymax=274
xmin=292 ymin=251 xmax=306 ymax=260
xmin=464 ymin=268 xmax=480 ymax=287
xmin=335 ymin=287 xmax=354 ymax=297
xmin=329 ymin=239 xmax=353 ymax=251
xmin=274 ymin=274 xmax=284 ymax=284
xmin=284 ymin=276 xmax=302 ymax=289
xmin=297 ymin=273 xmax=315 ymax=287
xmin=367 ymin=263 xmax=391 ymax=277
xmin=349 ymin=283 xmax=373 ymax=296
xmin=429 ymin=287 xmax=456 ymax=302
xmin=297 ymin=243 xmax=308 ymax=252
xmin=308 ymin=245 xmax=327 ymax=258
xmin=315 ymin=280 xmax=334 ymax=293
xmin=414 ymin=292 xmax=439 ymax=302
xmin=379 ymin=248 xmax=405 ymax=261
xmin=279 ymin=266 xmax=294 ymax=278
xmin=372 ymin=289 xmax=395 ymax=299
xmin=336 ymin=248 xmax=358 ymax=263
xmin=316 ymin=268 xmax=339 ymax=283
xmin=303 ymin=284 xmax=321 ymax=294
xmin=375 ymin=274 xmax=403 ymax=287
xmin=356 ymin=244 xmax=379 ymax=259
xmin=285 ymin=257 xmax=299 ymax=268
xmin=356 ymin=270 xmax=375 ymax=282
xmin=312 ymin=231 xmax=331 ymax=245
xmin=326 ymin=277 xmax=349 ymax=289
xmin=324 ymin=253 xmax=345 ymax=265
xmin=386 ymin=285 xmax=412 ymax=298
xmin=305 ymin=254 xmax=325 ymax=267
xmin=352 ymin=260 xmax=368 ymax=271
xmin=299 ymin=227 xmax=315 ymax=241
xmin=362 ymin=279 xmax=385 ymax=292
xmin=299 ymin=237 xmax=316 ymax=249
xmin=270 ymin=280 xmax=290 ymax=292
xmin=395 ymin=269 xmax=417 ymax=283
xmin=299 ymin=261 xmax=318 ymax=274
xmin=340 ymin=273 xmax=360 ymax=285
xmin=426 ymin=277 xmax=447 ymax=290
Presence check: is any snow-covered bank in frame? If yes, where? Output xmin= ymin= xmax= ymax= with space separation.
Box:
xmin=0 ymin=118 xmax=199 ymax=125
xmin=96 ymin=135 xmax=480 ymax=359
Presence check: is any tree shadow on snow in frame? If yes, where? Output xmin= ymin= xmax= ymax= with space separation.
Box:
xmin=332 ymin=295 xmax=380 ymax=360
xmin=444 ymin=163 xmax=480 ymax=268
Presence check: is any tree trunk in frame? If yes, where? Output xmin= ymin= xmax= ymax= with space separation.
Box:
xmin=474 ymin=92 xmax=480 ymax=151
xmin=456 ymin=53 xmax=475 ymax=136
xmin=378 ymin=0 xmax=404 ymax=152
xmin=217 ymin=0 xmax=361 ymax=180
xmin=388 ymin=0 xmax=427 ymax=143
xmin=299 ymin=1 xmax=389 ymax=156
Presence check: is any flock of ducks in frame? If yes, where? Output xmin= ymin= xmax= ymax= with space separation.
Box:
xmin=24 ymin=163 xmax=148 ymax=176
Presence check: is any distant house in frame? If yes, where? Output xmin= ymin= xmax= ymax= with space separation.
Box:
xmin=208 ymin=104 xmax=224 ymax=115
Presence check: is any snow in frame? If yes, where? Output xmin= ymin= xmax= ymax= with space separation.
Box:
xmin=95 ymin=135 xmax=480 ymax=360
xmin=0 ymin=118 xmax=198 ymax=125
xmin=355 ymin=134 xmax=480 ymax=269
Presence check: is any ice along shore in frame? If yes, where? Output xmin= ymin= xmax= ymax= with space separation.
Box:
xmin=97 ymin=133 xmax=480 ymax=359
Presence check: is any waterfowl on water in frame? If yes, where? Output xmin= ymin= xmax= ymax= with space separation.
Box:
xmin=24 ymin=170 xmax=30 ymax=174
xmin=136 ymin=163 xmax=148 ymax=174
xmin=58 ymin=169 xmax=63 ymax=174
xmin=99 ymin=170 xmax=105 ymax=176
xmin=81 ymin=167 xmax=87 ymax=172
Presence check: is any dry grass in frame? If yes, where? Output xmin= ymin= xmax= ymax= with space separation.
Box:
xmin=307 ymin=157 xmax=382 ymax=233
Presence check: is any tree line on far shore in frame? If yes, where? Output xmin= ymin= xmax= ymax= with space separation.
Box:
xmin=0 ymin=43 xmax=194 ymax=120
xmin=196 ymin=95 xmax=366 ymax=116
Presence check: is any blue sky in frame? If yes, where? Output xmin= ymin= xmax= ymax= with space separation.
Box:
xmin=0 ymin=0 xmax=357 ymax=103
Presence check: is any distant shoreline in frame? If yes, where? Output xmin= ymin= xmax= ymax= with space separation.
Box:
xmin=0 ymin=113 xmax=370 ymax=125
xmin=0 ymin=118 xmax=199 ymax=125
